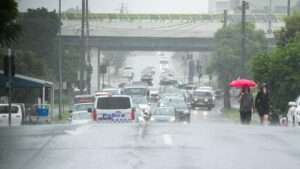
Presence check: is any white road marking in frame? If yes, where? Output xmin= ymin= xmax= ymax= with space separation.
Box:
xmin=163 ymin=134 xmax=173 ymax=145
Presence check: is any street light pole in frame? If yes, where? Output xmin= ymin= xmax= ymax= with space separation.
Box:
xmin=241 ymin=1 xmax=248 ymax=78
xmin=58 ymin=0 xmax=63 ymax=120
xmin=86 ymin=0 xmax=91 ymax=94
xmin=80 ymin=0 xmax=86 ymax=94
xmin=287 ymin=0 xmax=291 ymax=16
xmin=8 ymin=48 xmax=12 ymax=127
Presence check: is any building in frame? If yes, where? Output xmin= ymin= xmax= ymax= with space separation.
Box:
xmin=209 ymin=0 xmax=232 ymax=13
xmin=209 ymin=0 xmax=299 ymax=14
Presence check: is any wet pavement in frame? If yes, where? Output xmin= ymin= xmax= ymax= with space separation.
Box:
xmin=1 ymin=102 xmax=300 ymax=169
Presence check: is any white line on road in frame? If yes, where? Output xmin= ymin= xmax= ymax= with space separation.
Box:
xmin=163 ymin=134 xmax=173 ymax=145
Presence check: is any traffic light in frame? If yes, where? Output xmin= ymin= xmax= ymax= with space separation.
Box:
xmin=3 ymin=55 xmax=15 ymax=77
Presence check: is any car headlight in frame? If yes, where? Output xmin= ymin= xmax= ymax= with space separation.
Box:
xmin=184 ymin=110 xmax=189 ymax=114
xmin=170 ymin=117 xmax=175 ymax=122
xmin=193 ymin=98 xmax=198 ymax=101
xmin=150 ymin=117 xmax=155 ymax=121
xmin=204 ymin=98 xmax=209 ymax=102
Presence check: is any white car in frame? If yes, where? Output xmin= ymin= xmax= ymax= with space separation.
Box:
xmin=0 ymin=104 xmax=23 ymax=127
xmin=287 ymin=96 xmax=300 ymax=126
xmin=131 ymin=96 xmax=150 ymax=122
xmin=71 ymin=103 xmax=94 ymax=124
xmin=122 ymin=67 xmax=134 ymax=79
xmin=94 ymin=95 xmax=135 ymax=122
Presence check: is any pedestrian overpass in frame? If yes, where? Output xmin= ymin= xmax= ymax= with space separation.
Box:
xmin=61 ymin=13 xmax=284 ymax=51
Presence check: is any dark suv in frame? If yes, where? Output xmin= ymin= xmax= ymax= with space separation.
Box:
xmin=191 ymin=90 xmax=214 ymax=110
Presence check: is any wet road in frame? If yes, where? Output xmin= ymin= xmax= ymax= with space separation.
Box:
xmin=1 ymin=104 xmax=300 ymax=169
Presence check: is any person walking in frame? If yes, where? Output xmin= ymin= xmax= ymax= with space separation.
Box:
xmin=240 ymin=87 xmax=254 ymax=124
xmin=255 ymin=84 xmax=270 ymax=125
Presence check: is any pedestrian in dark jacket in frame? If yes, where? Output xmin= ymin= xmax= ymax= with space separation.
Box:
xmin=240 ymin=87 xmax=253 ymax=124
xmin=255 ymin=85 xmax=270 ymax=124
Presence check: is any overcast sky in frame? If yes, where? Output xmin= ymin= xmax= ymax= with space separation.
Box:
xmin=17 ymin=0 xmax=209 ymax=13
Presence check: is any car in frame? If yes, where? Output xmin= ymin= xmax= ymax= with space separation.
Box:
xmin=149 ymin=89 xmax=160 ymax=103
xmin=93 ymin=95 xmax=135 ymax=122
xmin=287 ymin=96 xmax=300 ymax=126
xmin=141 ymin=74 xmax=153 ymax=86
xmin=197 ymin=86 xmax=216 ymax=103
xmin=191 ymin=90 xmax=214 ymax=110
xmin=122 ymin=66 xmax=134 ymax=79
xmin=73 ymin=95 xmax=95 ymax=104
xmin=0 ymin=104 xmax=23 ymax=127
xmin=159 ymin=95 xmax=190 ymax=122
xmin=122 ymin=85 xmax=149 ymax=98
xmin=131 ymin=96 xmax=151 ymax=122
xmin=150 ymin=107 xmax=176 ymax=122
xmin=70 ymin=103 xmax=94 ymax=124
xmin=159 ymin=59 xmax=169 ymax=72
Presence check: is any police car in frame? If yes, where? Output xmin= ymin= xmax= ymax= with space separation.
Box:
xmin=93 ymin=95 xmax=135 ymax=122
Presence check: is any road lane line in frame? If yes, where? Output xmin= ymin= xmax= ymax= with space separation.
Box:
xmin=163 ymin=134 xmax=173 ymax=145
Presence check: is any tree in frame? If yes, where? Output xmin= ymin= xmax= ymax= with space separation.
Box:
xmin=15 ymin=8 xmax=60 ymax=80
xmin=275 ymin=13 xmax=300 ymax=47
xmin=209 ymin=23 xmax=267 ymax=109
xmin=252 ymin=14 xmax=300 ymax=113
xmin=0 ymin=0 xmax=21 ymax=46
xmin=252 ymin=37 xmax=300 ymax=113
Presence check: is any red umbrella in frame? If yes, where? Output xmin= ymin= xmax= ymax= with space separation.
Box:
xmin=229 ymin=79 xmax=257 ymax=88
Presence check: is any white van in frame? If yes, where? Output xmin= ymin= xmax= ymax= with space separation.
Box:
xmin=93 ymin=95 xmax=135 ymax=122
xmin=0 ymin=104 xmax=23 ymax=127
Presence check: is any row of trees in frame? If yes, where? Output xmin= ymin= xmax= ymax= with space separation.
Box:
xmin=211 ymin=12 xmax=300 ymax=113
xmin=209 ymin=23 xmax=268 ymax=109
xmin=252 ymin=14 xmax=300 ymax=112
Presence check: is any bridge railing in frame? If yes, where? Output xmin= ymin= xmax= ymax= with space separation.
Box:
xmin=62 ymin=13 xmax=286 ymax=23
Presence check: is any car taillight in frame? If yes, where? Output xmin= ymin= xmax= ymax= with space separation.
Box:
xmin=92 ymin=110 xmax=97 ymax=121
xmin=131 ymin=108 xmax=135 ymax=120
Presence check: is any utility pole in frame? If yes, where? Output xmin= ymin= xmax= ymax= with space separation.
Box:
xmin=268 ymin=0 xmax=273 ymax=33
xmin=80 ymin=0 xmax=86 ymax=94
xmin=58 ymin=0 xmax=63 ymax=120
xmin=241 ymin=1 xmax=248 ymax=78
xmin=223 ymin=9 xmax=228 ymax=28
xmin=8 ymin=49 xmax=12 ymax=127
xmin=86 ymin=0 xmax=91 ymax=94
xmin=97 ymin=48 xmax=101 ymax=91
xmin=287 ymin=0 xmax=291 ymax=16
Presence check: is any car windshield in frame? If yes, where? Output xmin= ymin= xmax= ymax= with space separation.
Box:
xmin=194 ymin=91 xmax=212 ymax=97
xmin=161 ymin=97 xmax=185 ymax=107
xmin=153 ymin=108 xmax=174 ymax=116
xmin=0 ymin=106 xmax=19 ymax=114
xmin=97 ymin=97 xmax=131 ymax=109
xmin=132 ymin=96 xmax=147 ymax=105
xmin=123 ymin=88 xmax=147 ymax=96
xmin=73 ymin=104 xmax=94 ymax=112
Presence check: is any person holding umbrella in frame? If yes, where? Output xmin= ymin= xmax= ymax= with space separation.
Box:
xmin=239 ymin=87 xmax=254 ymax=124
xmin=230 ymin=79 xmax=256 ymax=124
xmin=255 ymin=83 xmax=270 ymax=125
